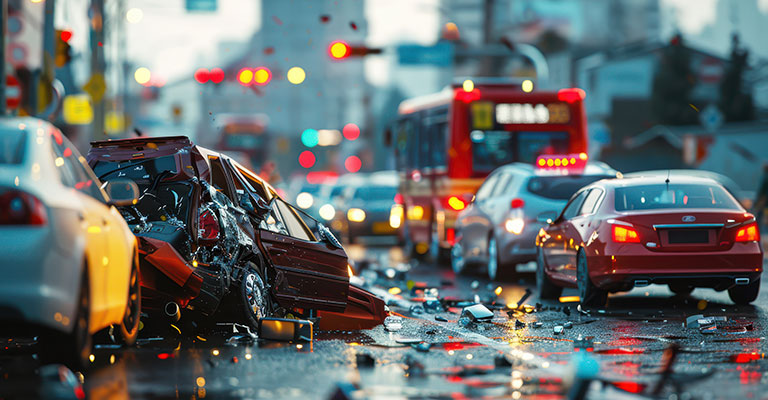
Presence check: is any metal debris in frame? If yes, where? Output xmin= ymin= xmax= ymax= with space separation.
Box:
xmin=554 ymin=325 xmax=564 ymax=335
xmin=384 ymin=316 xmax=403 ymax=332
xmin=460 ymin=304 xmax=494 ymax=322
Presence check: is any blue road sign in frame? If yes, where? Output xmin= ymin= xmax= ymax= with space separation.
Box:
xmin=397 ymin=43 xmax=454 ymax=66
xmin=186 ymin=0 xmax=217 ymax=12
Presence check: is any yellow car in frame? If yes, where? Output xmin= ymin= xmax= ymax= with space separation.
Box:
xmin=0 ymin=118 xmax=141 ymax=367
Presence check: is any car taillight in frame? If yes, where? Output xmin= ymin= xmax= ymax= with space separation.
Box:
xmin=510 ymin=198 xmax=524 ymax=209
xmin=0 ymin=190 xmax=47 ymax=225
xmin=612 ymin=225 xmax=640 ymax=243
xmin=198 ymin=209 xmax=220 ymax=241
xmin=394 ymin=193 xmax=404 ymax=205
xmin=735 ymin=223 xmax=759 ymax=242
xmin=446 ymin=196 xmax=466 ymax=211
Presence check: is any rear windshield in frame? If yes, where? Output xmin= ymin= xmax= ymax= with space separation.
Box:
xmin=471 ymin=130 xmax=569 ymax=172
xmin=354 ymin=185 xmax=397 ymax=201
xmin=0 ymin=130 xmax=26 ymax=164
xmin=93 ymin=155 xmax=178 ymax=181
xmin=527 ymin=175 xmax=613 ymax=200
xmin=614 ymin=183 xmax=741 ymax=211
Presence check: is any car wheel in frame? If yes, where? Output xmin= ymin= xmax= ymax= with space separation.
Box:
xmin=451 ymin=242 xmax=466 ymax=275
xmin=728 ymin=279 xmax=760 ymax=305
xmin=118 ymin=258 xmax=141 ymax=346
xmin=669 ymin=284 xmax=693 ymax=296
xmin=536 ymin=247 xmax=562 ymax=299
xmin=41 ymin=268 xmax=92 ymax=369
xmin=238 ymin=264 xmax=271 ymax=329
xmin=577 ymin=249 xmax=607 ymax=308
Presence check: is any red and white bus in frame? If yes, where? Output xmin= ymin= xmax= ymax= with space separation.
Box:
xmin=391 ymin=80 xmax=588 ymax=260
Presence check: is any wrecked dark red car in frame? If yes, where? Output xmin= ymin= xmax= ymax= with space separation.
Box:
xmin=87 ymin=136 xmax=385 ymax=331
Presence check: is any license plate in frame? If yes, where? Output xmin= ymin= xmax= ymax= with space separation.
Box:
xmin=667 ymin=229 xmax=709 ymax=244
xmin=372 ymin=222 xmax=394 ymax=234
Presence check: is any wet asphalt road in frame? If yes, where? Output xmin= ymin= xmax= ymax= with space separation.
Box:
xmin=2 ymin=243 xmax=768 ymax=400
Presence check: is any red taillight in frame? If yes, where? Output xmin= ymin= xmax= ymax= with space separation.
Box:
xmin=736 ymin=223 xmax=759 ymax=242
xmin=394 ymin=193 xmax=404 ymax=205
xmin=510 ymin=198 xmax=525 ymax=209
xmin=557 ymin=88 xmax=586 ymax=103
xmin=446 ymin=228 xmax=455 ymax=245
xmin=446 ymin=196 xmax=466 ymax=211
xmin=198 ymin=209 xmax=220 ymax=241
xmin=612 ymin=225 xmax=640 ymax=243
xmin=0 ymin=190 xmax=47 ymax=225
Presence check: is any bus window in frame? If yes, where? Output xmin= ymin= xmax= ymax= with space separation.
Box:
xmin=470 ymin=130 xmax=569 ymax=173
xmin=418 ymin=119 xmax=430 ymax=169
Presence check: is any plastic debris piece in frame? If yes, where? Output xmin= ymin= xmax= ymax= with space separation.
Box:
xmin=384 ymin=316 xmax=403 ymax=332
xmin=409 ymin=304 xmax=425 ymax=314
xmin=414 ymin=342 xmax=431 ymax=352
xmin=514 ymin=319 xmax=526 ymax=330
xmin=516 ymin=288 xmax=532 ymax=307
xmin=684 ymin=314 xmax=705 ymax=328
xmin=532 ymin=322 xmax=543 ymax=328
xmin=258 ymin=318 xmax=313 ymax=342
xmin=564 ymin=321 xmax=573 ymax=329
xmin=554 ymin=325 xmax=564 ymax=335
xmin=423 ymin=298 xmax=442 ymax=313
xmin=356 ymin=353 xmax=375 ymax=367
xmin=460 ymin=304 xmax=494 ymax=322
xmin=434 ymin=315 xmax=448 ymax=322
xmin=395 ymin=336 xmax=422 ymax=344
xmin=700 ymin=326 xmax=717 ymax=334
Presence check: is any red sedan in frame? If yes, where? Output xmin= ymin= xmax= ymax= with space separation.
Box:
xmin=536 ymin=176 xmax=763 ymax=307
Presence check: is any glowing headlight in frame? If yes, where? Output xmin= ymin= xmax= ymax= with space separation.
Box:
xmin=318 ymin=204 xmax=336 ymax=221
xmin=347 ymin=208 xmax=366 ymax=222
xmin=296 ymin=192 xmax=313 ymax=209
xmin=389 ymin=204 xmax=404 ymax=228
xmin=505 ymin=218 xmax=525 ymax=235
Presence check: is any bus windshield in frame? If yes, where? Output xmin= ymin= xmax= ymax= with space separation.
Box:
xmin=471 ymin=130 xmax=569 ymax=172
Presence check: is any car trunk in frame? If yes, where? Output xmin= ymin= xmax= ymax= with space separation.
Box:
xmin=615 ymin=210 xmax=754 ymax=252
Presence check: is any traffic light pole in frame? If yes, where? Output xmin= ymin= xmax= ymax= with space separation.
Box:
xmin=90 ymin=0 xmax=105 ymax=141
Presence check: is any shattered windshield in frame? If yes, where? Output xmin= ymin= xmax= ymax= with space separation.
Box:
xmin=93 ymin=155 xmax=179 ymax=182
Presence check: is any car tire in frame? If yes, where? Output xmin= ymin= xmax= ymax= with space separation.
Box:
xmin=577 ymin=249 xmax=607 ymax=308
xmin=237 ymin=263 xmax=272 ymax=329
xmin=728 ymin=279 xmax=760 ymax=305
xmin=669 ymin=284 xmax=693 ymax=296
xmin=41 ymin=267 xmax=92 ymax=369
xmin=118 ymin=257 xmax=141 ymax=346
xmin=536 ymin=247 xmax=562 ymax=299
xmin=451 ymin=242 xmax=466 ymax=275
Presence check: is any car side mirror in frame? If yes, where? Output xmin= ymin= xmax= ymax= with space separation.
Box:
xmin=105 ymin=179 xmax=139 ymax=207
xmin=536 ymin=211 xmax=558 ymax=225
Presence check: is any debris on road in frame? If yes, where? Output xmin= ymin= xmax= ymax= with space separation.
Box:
xmin=553 ymin=325 xmax=564 ymax=335
xmin=258 ymin=318 xmax=313 ymax=342
xmin=384 ymin=316 xmax=403 ymax=332
xmin=460 ymin=304 xmax=494 ymax=323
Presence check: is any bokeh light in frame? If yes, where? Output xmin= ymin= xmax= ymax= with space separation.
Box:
xmin=344 ymin=155 xmax=361 ymax=173
xmin=126 ymin=8 xmax=144 ymax=24
xmin=287 ymin=67 xmax=306 ymax=84
xmin=298 ymin=151 xmax=316 ymax=168
xmin=462 ymin=79 xmax=474 ymax=92
xmin=253 ymin=67 xmax=272 ymax=85
xmin=134 ymin=67 xmax=151 ymax=85
xmin=238 ymin=68 xmax=253 ymax=85
xmin=342 ymin=123 xmax=360 ymax=141
xmin=301 ymin=129 xmax=319 ymax=148
xmin=521 ymin=79 xmax=534 ymax=93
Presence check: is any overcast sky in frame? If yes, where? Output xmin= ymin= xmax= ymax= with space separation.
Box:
xmin=123 ymin=0 xmax=768 ymax=85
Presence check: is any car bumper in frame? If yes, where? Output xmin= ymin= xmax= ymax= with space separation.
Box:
xmin=497 ymin=223 xmax=542 ymax=265
xmin=588 ymin=242 xmax=763 ymax=291
xmin=0 ymin=227 xmax=81 ymax=335
xmin=348 ymin=213 xmax=398 ymax=237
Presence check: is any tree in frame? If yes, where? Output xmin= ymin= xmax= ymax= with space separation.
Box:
xmin=650 ymin=34 xmax=698 ymax=125
xmin=719 ymin=34 xmax=754 ymax=122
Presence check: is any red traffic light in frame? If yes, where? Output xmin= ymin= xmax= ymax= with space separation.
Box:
xmin=329 ymin=41 xmax=351 ymax=59
xmin=194 ymin=68 xmax=225 ymax=84
xmin=299 ymin=151 xmax=316 ymax=169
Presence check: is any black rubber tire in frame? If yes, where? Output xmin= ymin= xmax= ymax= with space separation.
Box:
xmin=41 ymin=268 xmax=92 ymax=370
xmin=237 ymin=263 xmax=272 ymax=330
xmin=728 ymin=279 xmax=760 ymax=305
xmin=118 ymin=257 xmax=141 ymax=346
xmin=577 ymin=249 xmax=607 ymax=307
xmin=669 ymin=284 xmax=694 ymax=296
xmin=536 ymin=247 xmax=562 ymax=299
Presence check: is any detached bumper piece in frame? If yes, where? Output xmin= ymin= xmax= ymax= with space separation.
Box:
xmin=259 ymin=318 xmax=313 ymax=342
xmin=317 ymin=285 xmax=387 ymax=330
xmin=138 ymin=236 xmax=203 ymax=310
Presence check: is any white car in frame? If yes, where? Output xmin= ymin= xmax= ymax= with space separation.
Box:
xmin=0 ymin=118 xmax=141 ymax=367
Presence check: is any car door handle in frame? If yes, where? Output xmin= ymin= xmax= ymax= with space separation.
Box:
xmin=271 ymin=248 xmax=288 ymax=254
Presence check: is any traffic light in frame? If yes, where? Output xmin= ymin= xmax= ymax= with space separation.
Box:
xmin=344 ymin=155 xmax=361 ymax=173
xmin=299 ymin=151 xmax=316 ymax=168
xmin=301 ymin=129 xmax=319 ymax=148
xmin=253 ymin=67 xmax=271 ymax=86
xmin=54 ymin=29 xmax=73 ymax=67
xmin=328 ymin=41 xmax=382 ymax=60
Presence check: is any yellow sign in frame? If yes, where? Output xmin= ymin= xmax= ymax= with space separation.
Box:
xmin=83 ymin=73 xmax=106 ymax=103
xmin=105 ymin=111 xmax=125 ymax=135
xmin=62 ymin=95 xmax=94 ymax=125
xmin=470 ymin=102 xmax=494 ymax=130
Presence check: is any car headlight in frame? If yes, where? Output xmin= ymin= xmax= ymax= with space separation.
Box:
xmin=318 ymin=204 xmax=336 ymax=221
xmin=347 ymin=208 xmax=366 ymax=222
xmin=389 ymin=204 xmax=403 ymax=228
xmin=296 ymin=192 xmax=313 ymax=209
xmin=505 ymin=218 xmax=524 ymax=235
